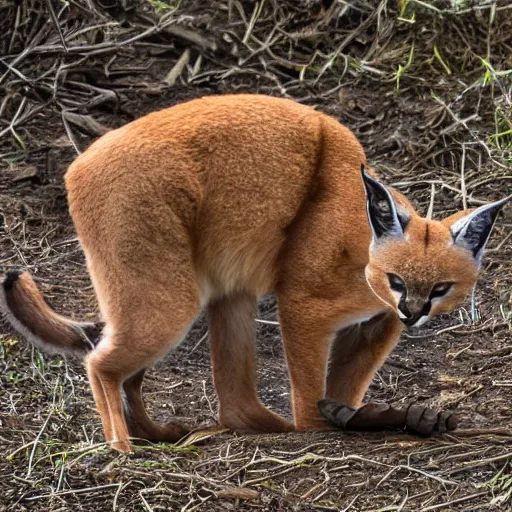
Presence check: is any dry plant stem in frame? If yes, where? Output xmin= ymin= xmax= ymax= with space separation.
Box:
xmin=421 ymin=491 xmax=489 ymax=511
xmin=26 ymin=376 xmax=60 ymax=477
xmin=24 ymin=483 xmax=123 ymax=502
xmin=376 ymin=465 xmax=458 ymax=488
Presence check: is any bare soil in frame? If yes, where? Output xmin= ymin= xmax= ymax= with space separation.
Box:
xmin=1 ymin=1 xmax=511 ymax=511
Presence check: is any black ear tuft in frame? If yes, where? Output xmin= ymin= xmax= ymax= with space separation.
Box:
xmin=361 ymin=165 xmax=407 ymax=241
xmin=451 ymin=195 xmax=511 ymax=263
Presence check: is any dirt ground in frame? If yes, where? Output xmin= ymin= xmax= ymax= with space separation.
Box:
xmin=1 ymin=1 xmax=511 ymax=510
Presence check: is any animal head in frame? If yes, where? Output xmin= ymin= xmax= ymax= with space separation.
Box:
xmin=361 ymin=165 xmax=510 ymax=329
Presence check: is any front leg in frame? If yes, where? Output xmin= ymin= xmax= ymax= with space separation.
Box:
xmin=326 ymin=311 xmax=403 ymax=407
xmin=278 ymin=295 xmax=340 ymax=430
xmin=323 ymin=312 xmax=460 ymax=435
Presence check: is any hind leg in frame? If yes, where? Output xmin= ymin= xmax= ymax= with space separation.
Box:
xmin=87 ymin=343 xmax=133 ymax=453
xmin=87 ymin=293 xmax=198 ymax=453
xmin=208 ymin=292 xmax=293 ymax=433
xmin=87 ymin=288 xmax=199 ymax=453
xmin=122 ymin=369 xmax=189 ymax=442
xmin=87 ymin=369 xmax=114 ymax=442
xmin=84 ymin=238 xmax=201 ymax=453
xmin=68 ymin=165 xmax=205 ymax=451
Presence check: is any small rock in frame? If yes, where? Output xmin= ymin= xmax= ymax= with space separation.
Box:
xmin=12 ymin=166 xmax=40 ymax=184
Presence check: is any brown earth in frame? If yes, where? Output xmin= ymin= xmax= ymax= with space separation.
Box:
xmin=0 ymin=1 xmax=511 ymax=511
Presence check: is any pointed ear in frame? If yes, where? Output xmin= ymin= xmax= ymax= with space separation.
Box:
xmin=361 ymin=164 xmax=408 ymax=241
xmin=449 ymin=195 xmax=511 ymax=263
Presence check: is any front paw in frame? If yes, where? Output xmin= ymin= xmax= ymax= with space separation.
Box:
xmin=318 ymin=398 xmax=458 ymax=436
xmin=318 ymin=398 xmax=359 ymax=429
xmin=405 ymin=405 xmax=458 ymax=436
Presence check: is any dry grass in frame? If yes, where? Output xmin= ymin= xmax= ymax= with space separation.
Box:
xmin=1 ymin=0 xmax=511 ymax=510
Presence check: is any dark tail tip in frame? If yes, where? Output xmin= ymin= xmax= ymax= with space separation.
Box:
xmin=4 ymin=270 xmax=22 ymax=292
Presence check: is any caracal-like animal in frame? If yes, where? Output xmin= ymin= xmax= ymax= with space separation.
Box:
xmin=1 ymin=95 xmax=509 ymax=452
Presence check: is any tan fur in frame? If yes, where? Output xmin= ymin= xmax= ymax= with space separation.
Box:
xmin=208 ymin=292 xmax=294 ymax=432
xmin=327 ymin=312 xmax=403 ymax=406
xmin=0 ymin=272 xmax=101 ymax=356
xmin=365 ymin=216 xmax=479 ymax=317
xmin=1 ymin=94 xmax=505 ymax=452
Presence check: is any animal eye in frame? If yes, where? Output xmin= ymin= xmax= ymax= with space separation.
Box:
xmin=387 ymin=273 xmax=406 ymax=292
xmin=430 ymin=282 xmax=453 ymax=298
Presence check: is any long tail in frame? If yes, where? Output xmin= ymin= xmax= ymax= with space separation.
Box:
xmin=0 ymin=270 xmax=103 ymax=357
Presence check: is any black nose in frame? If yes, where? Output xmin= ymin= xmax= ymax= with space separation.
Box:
xmin=399 ymin=300 xmax=430 ymax=327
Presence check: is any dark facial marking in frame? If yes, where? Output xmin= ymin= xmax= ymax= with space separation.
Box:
xmin=402 ymin=300 xmax=432 ymax=327
xmin=387 ymin=273 xmax=449 ymax=327
xmin=401 ymin=282 xmax=453 ymax=328
xmin=387 ymin=273 xmax=406 ymax=292
xmin=398 ymin=293 xmax=410 ymax=318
